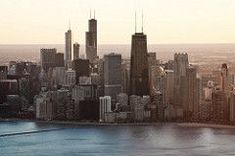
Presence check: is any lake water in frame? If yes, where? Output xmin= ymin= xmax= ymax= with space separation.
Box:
xmin=1 ymin=121 xmax=235 ymax=156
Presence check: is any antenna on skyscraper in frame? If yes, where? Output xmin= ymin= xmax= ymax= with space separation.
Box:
xmin=90 ymin=9 xmax=92 ymax=19
xmin=135 ymin=11 xmax=137 ymax=33
xmin=69 ymin=19 xmax=71 ymax=30
xmin=142 ymin=10 xmax=144 ymax=33
xmin=94 ymin=9 xmax=96 ymax=19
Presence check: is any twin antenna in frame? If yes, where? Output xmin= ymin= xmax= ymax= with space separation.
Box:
xmin=90 ymin=9 xmax=96 ymax=19
xmin=135 ymin=10 xmax=144 ymax=33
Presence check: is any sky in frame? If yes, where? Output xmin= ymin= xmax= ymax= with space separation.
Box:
xmin=1 ymin=0 xmax=235 ymax=44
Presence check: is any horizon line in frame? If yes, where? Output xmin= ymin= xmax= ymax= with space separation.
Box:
xmin=0 ymin=43 xmax=235 ymax=45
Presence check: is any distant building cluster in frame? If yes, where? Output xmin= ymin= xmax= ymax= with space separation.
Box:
xmin=1 ymin=13 xmax=235 ymax=125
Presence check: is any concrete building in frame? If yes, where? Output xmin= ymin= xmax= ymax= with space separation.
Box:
xmin=105 ymin=112 xmax=133 ymax=123
xmin=212 ymin=90 xmax=229 ymax=123
xmin=97 ymin=59 xmax=104 ymax=97
xmin=182 ymin=66 xmax=201 ymax=121
xmin=52 ymin=67 xmax=66 ymax=86
xmin=55 ymin=53 xmax=64 ymax=67
xmin=117 ymin=93 xmax=128 ymax=106
xmin=99 ymin=96 xmax=112 ymax=122
xmin=35 ymin=91 xmax=56 ymax=120
xmin=221 ymin=63 xmax=231 ymax=93
xmin=65 ymin=69 xmax=76 ymax=86
xmin=40 ymin=48 xmax=56 ymax=72
xmin=163 ymin=70 xmax=174 ymax=107
xmin=130 ymin=32 xmax=149 ymax=96
xmin=0 ymin=79 xmax=18 ymax=103
xmin=73 ymin=43 xmax=80 ymax=60
xmin=79 ymin=76 xmax=92 ymax=85
xmin=173 ymin=53 xmax=189 ymax=106
xmin=129 ymin=95 xmax=150 ymax=122
xmin=173 ymin=53 xmax=189 ymax=119
xmin=150 ymin=66 xmax=165 ymax=94
xmin=230 ymin=92 xmax=235 ymax=122
xmin=121 ymin=61 xmax=130 ymax=94
xmin=72 ymin=84 xmax=97 ymax=102
xmin=65 ymin=29 xmax=72 ymax=69
xmin=72 ymin=59 xmax=90 ymax=84
xmin=204 ymin=85 xmax=214 ymax=101
xmin=147 ymin=52 xmax=157 ymax=67
xmin=0 ymin=66 xmax=7 ymax=80
xmin=104 ymin=53 xmax=122 ymax=101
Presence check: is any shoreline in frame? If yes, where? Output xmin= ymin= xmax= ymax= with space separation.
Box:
xmin=0 ymin=118 xmax=170 ymax=126
xmin=177 ymin=123 xmax=235 ymax=129
xmin=2 ymin=118 xmax=235 ymax=129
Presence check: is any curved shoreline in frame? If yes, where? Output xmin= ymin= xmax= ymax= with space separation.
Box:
xmin=0 ymin=128 xmax=64 ymax=138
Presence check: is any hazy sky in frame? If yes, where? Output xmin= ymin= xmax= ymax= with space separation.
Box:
xmin=1 ymin=0 xmax=235 ymax=44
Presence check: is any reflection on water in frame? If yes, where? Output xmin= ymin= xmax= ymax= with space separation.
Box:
xmin=1 ymin=121 xmax=235 ymax=156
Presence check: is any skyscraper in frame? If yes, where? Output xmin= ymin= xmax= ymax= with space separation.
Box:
xmin=173 ymin=53 xmax=189 ymax=106
xmin=86 ymin=13 xmax=97 ymax=63
xmin=72 ymin=59 xmax=90 ymax=84
xmin=221 ymin=63 xmax=230 ymax=93
xmin=182 ymin=66 xmax=200 ymax=121
xmin=99 ymin=96 xmax=112 ymax=122
xmin=104 ymin=53 xmax=122 ymax=100
xmin=40 ymin=48 xmax=56 ymax=72
xmin=65 ymin=29 xmax=72 ymax=69
xmin=55 ymin=53 xmax=64 ymax=67
xmin=73 ymin=43 xmax=80 ymax=60
xmin=129 ymin=32 xmax=149 ymax=96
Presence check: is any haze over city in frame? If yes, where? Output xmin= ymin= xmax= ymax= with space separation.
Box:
xmin=1 ymin=0 xmax=235 ymax=44
xmin=2 ymin=1 xmax=235 ymax=156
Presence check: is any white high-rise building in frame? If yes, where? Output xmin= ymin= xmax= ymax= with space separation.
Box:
xmin=65 ymin=69 xmax=76 ymax=86
xmin=99 ymin=96 xmax=112 ymax=122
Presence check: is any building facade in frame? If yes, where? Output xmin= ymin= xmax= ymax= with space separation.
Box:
xmin=130 ymin=33 xmax=149 ymax=96
xmin=86 ymin=18 xmax=97 ymax=63
xmin=104 ymin=53 xmax=122 ymax=100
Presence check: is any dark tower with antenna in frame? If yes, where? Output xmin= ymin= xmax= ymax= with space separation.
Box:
xmin=129 ymin=12 xmax=149 ymax=96
xmin=86 ymin=10 xmax=97 ymax=64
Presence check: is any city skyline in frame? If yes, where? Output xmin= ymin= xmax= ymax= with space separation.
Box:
xmin=2 ymin=1 xmax=235 ymax=155
xmin=1 ymin=0 xmax=235 ymax=44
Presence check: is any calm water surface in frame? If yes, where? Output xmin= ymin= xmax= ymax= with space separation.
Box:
xmin=1 ymin=121 xmax=235 ymax=156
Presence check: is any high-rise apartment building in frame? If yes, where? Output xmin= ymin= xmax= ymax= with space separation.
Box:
xmin=99 ymin=96 xmax=112 ymax=122
xmin=73 ymin=43 xmax=80 ymax=60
